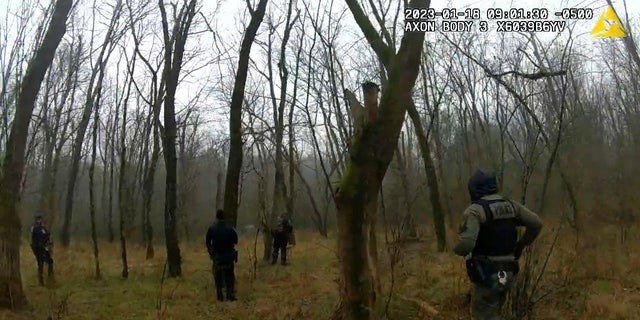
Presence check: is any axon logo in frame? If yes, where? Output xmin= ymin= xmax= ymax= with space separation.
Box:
xmin=591 ymin=5 xmax=626 ymax=38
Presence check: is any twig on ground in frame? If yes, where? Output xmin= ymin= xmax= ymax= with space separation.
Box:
xmin=156 ymin=258 xmax=168 ymax=319
xmin=396 ymin=294 xmax=439 ymax=316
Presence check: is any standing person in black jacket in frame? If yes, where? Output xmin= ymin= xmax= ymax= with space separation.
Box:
xmin=30 ymin=213 xmax=54 ymax=286
xmin=271 ymin=215 xmax=294 ymax=265
xmin=206 ymin=210 xmax=238 ymax=301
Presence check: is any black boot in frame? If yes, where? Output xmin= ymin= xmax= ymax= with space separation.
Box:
xmin=216 ymin=288 xmax=224 ymax=302
xmin=226 ymin=288 xmax=236 ymax=301
xmin=37 ymin=265 xmax=44 ymax=286
xmin=47 ymin=265 xmax=55 ymax=285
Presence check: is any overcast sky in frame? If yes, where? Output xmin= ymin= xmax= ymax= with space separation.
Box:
xmin=1 ymin=0 xmax=639 ymax=135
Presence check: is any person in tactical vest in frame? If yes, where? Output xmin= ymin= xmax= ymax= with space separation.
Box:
xmin=206 ymin=209 xmax=238 ymax=302
xmin=30 ymin=213 xmax=54 ymax=286
xmin=454 ymin=169 xmax=543 ymax=320
xmin=271 ymin=215 xmax=294 ymax=265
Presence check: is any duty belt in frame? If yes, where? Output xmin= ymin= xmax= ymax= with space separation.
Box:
xmin=493 ymin=260 xmax=520 ymax=274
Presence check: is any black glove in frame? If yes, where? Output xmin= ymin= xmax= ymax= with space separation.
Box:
xmin=514 ymin=242 xmax=525 ymax=260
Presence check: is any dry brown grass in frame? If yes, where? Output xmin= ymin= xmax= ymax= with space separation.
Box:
xmin=0 ymin=224 xmax=639 ymax=320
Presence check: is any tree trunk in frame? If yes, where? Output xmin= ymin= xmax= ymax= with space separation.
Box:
xmin=294 ymin=163 xmax=328 ymax=237
xmin=0 ymin=0 xmax=73 ymax=309
xmin=287 ymin=8 xmax=304 ymax=224
xmin=88 ymin=87 xmax=102 ymax=280
xmin=406 ymin=101 xmax=447 ymax=251
xmin=263 ymin=0 xmax=296 ymax=261
xmin=215 ymin=170 xmax=224 ymax=210
xmin=158 ymin=0 xmax=198 ymax=277
xmin=40 ymin=38 xmax=80 ymax=233
xmin=395 ymin=133 xmax=418 ymax=238
xmin=118 ymin=65 xmax=132 ymax=280
xmin=107 ymin=101 xmax=118 ymax=243
xmin=605 ymin=0 xmax=640 ymax=72
xmin=223 ymin=0 xmax=269 ymax=227
xmin=101 ymin=118 xmax=111 ymax=240
xmin=142 ymin=109 xmax=160 ymax=260
xmin=334 ymin=1 xmax=428 ymax=317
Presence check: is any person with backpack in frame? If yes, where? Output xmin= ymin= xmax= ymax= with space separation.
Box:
xmin=30 ymin=213 xmax=54 ymax=286
xmin=271 ymin=215 xmax=294 ymax=265
xmin=454 ymin=169 xmax=543 ymax=320
xmin=206 ymin=209 xmax=238 ymax=302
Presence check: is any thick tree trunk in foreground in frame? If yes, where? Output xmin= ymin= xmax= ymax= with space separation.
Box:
xmin=223 ymin=0 xmax=269 ymax=227
xmin=334 ymin=1 xmax=429 ymax=319
xmin=0 ymin=0 xmax=72 ymax=309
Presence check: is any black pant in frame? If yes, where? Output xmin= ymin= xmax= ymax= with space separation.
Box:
xmin=213 ymin=262 xmax=235 ymax=301
xmin=272 ymin=245 xmax=287 ymax=264
xmin=31 ymin=245 xmax=53 ymax=285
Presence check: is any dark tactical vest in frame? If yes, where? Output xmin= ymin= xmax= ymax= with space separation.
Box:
xmin=472 ymin=198 xmax=518 ymax=257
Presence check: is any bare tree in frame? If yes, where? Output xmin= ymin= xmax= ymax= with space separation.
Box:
xmin=88 ymin=72 xmax=102 ymax=280
xmin=157 ymin=0 xmax=198 ymax=277
xmin=126 ymin=0 xmax=163 ymax=258
xmin=406 ymin=87 xmax=447 ymax=251
xmin=332 ymin=0 xmax=429 ymax=318
xmin=258 ymin=0 xmax=299 ymax=260
xmin=60 ymin=0 xmax=124 ymax=247
xmin=0 ymin=0 xmax=73 ymax=309
xmin=606 ymin=0 xmax=640 ymax=72
xmin=223 ymin=0 xmax=269 ymax=227
xmin=38 ymin=35 xmax=81 ymax=232
xmin=177 ymin=108 xmax=202 ymax=241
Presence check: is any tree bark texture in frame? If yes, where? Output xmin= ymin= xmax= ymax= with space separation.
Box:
xmin=0 ymin=0 xmax=73 ymax=309
xmin=334 ymin=0 xmax=429 ymax=318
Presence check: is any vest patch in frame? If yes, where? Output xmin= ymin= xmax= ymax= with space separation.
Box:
xmin=487 ymin=202 xmax=516 ymax=219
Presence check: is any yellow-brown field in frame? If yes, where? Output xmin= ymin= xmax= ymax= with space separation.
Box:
xmin=1 ymin=225 xmax=639 ymax=319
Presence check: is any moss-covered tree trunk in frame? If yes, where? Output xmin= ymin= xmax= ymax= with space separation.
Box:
xmin=335 ymin=1 xmax=429 ymax=318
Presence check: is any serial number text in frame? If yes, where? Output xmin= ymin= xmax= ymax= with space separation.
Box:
xmin=495 ymin=20 xmax=567 ymax=32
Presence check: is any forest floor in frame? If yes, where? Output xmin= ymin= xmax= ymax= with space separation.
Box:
xmin=1 ymin=224 xmax=640 ymax=320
